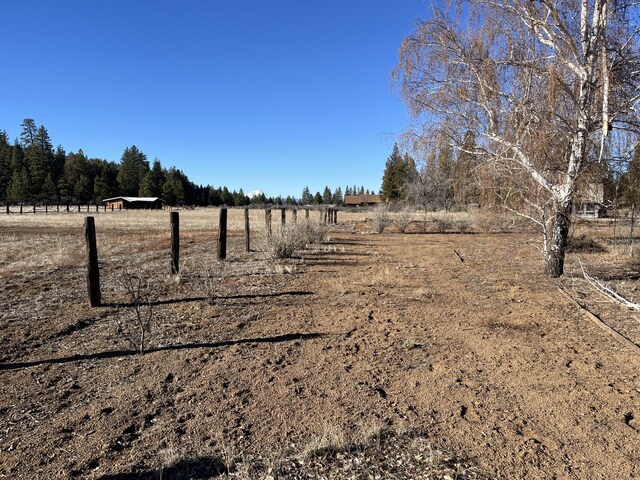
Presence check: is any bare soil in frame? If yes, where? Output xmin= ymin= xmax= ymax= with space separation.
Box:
xmin=1 ymin=222 xmax=640 ymax=479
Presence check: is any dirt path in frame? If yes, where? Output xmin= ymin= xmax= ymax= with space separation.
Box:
xmin=1 ymin=231 xmax=639 ymax=478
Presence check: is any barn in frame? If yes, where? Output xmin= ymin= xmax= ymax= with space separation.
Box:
xmin=103 ymin=197 xmax=164 ymax=210
xmin=344 ymin=194 xmax=382 ymax=207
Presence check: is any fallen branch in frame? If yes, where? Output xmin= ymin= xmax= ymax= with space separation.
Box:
xmin=578 ymin=259 xmax=640 ymax=311
xmin=557 ymin=286 xmax=640 ymax=354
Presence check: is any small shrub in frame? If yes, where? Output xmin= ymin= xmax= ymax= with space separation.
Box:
xmin=261 ymin=223 xmax=307 ymax=261
xmin=455 ymin=218 xmax=472 ymax=233
xmin=395 ymin=208 xmax=414 ymax=233
xmin=371 ymin=204 xmax=392 ymax=233
xmin=301 ymin=219 xmax=327 ymax=245
xmin=433 ymin=216 xmax=453 ymax=233
xmin=197 ymin=261 xmax=224 ymax=304
xmin=116 ymin=267 xmax=156 ymax=354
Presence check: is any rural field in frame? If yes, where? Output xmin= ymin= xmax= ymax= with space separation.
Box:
xmin=1 ymin=208 xmax=640 ymax=479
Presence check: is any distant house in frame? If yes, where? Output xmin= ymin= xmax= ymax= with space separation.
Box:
xmin=576 ymin=183 xmax=606 ymax=218
xmin=344 ymin=194 xmax=383 ymax=207
xmin=103 ymin=197 xmax=164 ymax=210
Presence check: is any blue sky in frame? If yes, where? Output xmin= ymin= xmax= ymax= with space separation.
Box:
xmin=0 ymin=1 xmax=427 ymax=198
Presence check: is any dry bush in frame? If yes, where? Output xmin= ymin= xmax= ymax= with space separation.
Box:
xmin=395 ymin=208 xmax=415 ymax=233
xmin=433 ymin=216 xmax=453 ymax=233
xmin=260 ymin=223 xmax=307 ymax=261
xmin=194 ymin=260 xmax=225 ymax=304
xmin=116 ymin=267 xmax=157 ymax=354
xmin=301 ymin=219 xmax=327 ymax=245
xmin=371 ymin=204 xmax=392 ymax=233
xmin=475 ymin=213 xmax=513 ymax=233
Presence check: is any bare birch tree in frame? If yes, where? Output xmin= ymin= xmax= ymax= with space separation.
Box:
xmin=394 ymin=0 xmax=640 ymax=276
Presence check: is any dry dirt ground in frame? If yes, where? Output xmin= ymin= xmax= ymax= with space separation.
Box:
xmin=1 ymin=213 xmax=640 ymax=479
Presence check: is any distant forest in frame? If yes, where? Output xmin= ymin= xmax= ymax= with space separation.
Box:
xmin=0 ymin=119 xmax=373 ymax=207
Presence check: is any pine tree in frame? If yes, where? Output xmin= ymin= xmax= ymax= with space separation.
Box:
xmin=59 ymin=150 xmax=88 ymax=202
xmin=162 ymin=168 xmax=185 ymax=205
xmin=20 ymin=119 xmax=37 ymax=148
xmin=332 ymin=187 xmax=343 ymax=206
xmin=220 ymin=186 xmax=233 ymax=206
xmin=0 ymin=131 xmax=11 ymax=202
xmin=301 ymin=186 xmax=312 ymax=205
xmin=322 ymin=186 xmax=333 ymax=204
xmin=381 ymin=144 xmax=416 ymax=203
xmin=314 ymin=192 xmax=323 ymax=204
xmin=139 ymin=158 xmax=165 ymax=197
xmin=30 ymin=126 xmax=55 ymax=199
xmin=7 ymin=167 xmax=31 ymax=203
xmin=117 ymin=145 xmax=149 ymax=196
xmin=93 ymin=161 xmax=120 ymax=202
xmin=42 ymin=174 xmax=58 ymax=203
xmin=73 ymin=175 xmax=92 ymax=203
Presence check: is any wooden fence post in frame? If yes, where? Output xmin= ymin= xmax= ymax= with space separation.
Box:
xmin=20 ymin=204 xmax=23 ymax=215
xmin=244 ymin=207 xmax=250 ymax=252
xmin=84 ymin=216 xmax=101 ymax=307
xmin=292 ymin=209 xmax=297 ymax=223
xmin=281 ymin=208 xmax=286 ymax=226
xmin=218 ymin=207 xmax=227 ymax=261
xmin=5 ymin=205 xmax=8 ymax=215
xmin=170 ymin=211 xmax=180 ymax=275
xmin=265 ymin=209 xmax=272 ymax=236
xmin=45 ymin=204 xmax=48 ymax=214
xmin=334 ymin=209 xmax=338 ymax=224
xmin=305 ymin=208 xmax=309 ymax=220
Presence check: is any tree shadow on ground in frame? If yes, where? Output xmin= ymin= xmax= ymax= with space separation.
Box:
xmin=96 ymin=455 xmax=227 ymax=479
xmin=0 ymin=332 xmax=327 ymax=371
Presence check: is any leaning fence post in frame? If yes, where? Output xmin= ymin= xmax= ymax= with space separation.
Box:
xmin=265 ymin=209 xmax=272 ymax=236
xmin=244 ymin=207 xmax=250 ymax=252
xmin=84 ymin=216 xmax=101 ymax=307
xmin=170 ymin=211 xmax=180 ymax=275
xmin=218 ymin=207 xmax=227 ymax=261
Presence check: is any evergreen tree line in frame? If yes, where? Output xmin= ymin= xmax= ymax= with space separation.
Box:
xmin=299 ymin=185 xmax=379 ymax=207
xmin=0 ymin=119 xmax=267 ymax=207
